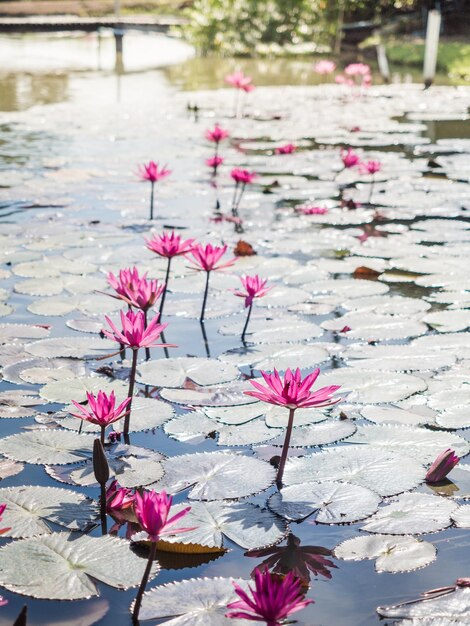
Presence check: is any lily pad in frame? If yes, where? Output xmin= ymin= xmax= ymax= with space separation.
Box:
xmin=269 ymin=481 xmax=380 ymax=523
xmin=139 ymin=577 xmax=248 ymax=625
xmin=136 ymin=358 xmax=239 ymax=388
xmin=0 ymin=430 xmax=94 ymax=465
xmin=155 ymin=451 xmax=275 ymax=500
xmin=159 ymin=501 xmax=287 ymax=550
xmin=334 ymin=534 xmax=436 ymax=573
xmin=0 ymin=532 xmax=159 ymax=600
xmin=282 ymin=446 xmax=426 ymax=497
xmin=0 ymin=485 xmax=97 ymax=538
xmin=26 ymin=337 xmax=117 ymax=359
xmin=362 ymin=493 xmax=458 ymax=535
xmin=377 ymin=584 xmax=470 ymax=621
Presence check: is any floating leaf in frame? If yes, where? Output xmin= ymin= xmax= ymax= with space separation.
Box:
xmin=220 ymin=343 xmax=329 ymax=372
xmin=320 ymin=369 xmax=427 ymax=404
xmin=349 ymin=424 xmax=470 ymax=465
xmin=0 ymin=533 xmax=159 ymax=600
xmin=362 ymin=493 xmax=458 ymax=535
xmin=282 ymin=446 xmax=426 ymax=497
xmin=0 ymin=324 xmax=50 ymax=342
xmin=334 ymin=535 xmax=436 ymax=573
xmin=204 ymin=403 xmax=328 ymax=427
xmin=361 ymin=405 xmax=434 ymax=427
xmin=322 ymin=313 xmax=427 ymax=341
xmin=377 ymin=584 xmax=470 ymax=621
xmin=0 ymin=459 xmax=23 ymax=480
xmin=39 ymin=377 xmax=127 ymax=404
xmin=159 ymin=501 xmax=287 ymax=550
xmin=46 ymin=443 xmax=165 ymax=488
xmin=269 ymin=481 xmax=380 ymax=523
xmin=0 ymin=430 xmax=94 ymax=465
xmin=160 ymin=383 xmax=256 ymax=407
xmin=345 ymin=344 xmax=456 ymax=372
xmin=139 ymin=577 xmax=248 ymax=625
xmin=0 ymin=486 xmax=97 ymax=538
xmin=219 ymin=316 xmax=323 ymax=343
xmin=136 ymin=358 xmax=239 ymax=388
xmin=155 ymin=451 xmax=275 ymax=500
xmin=26 ymin=337 xmax=116 ymax=359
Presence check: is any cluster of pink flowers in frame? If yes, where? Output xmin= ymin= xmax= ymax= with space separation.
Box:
xmin=313 ymin=60 xmax=336 ymax=75
xmin=107 ymin=267 xmax=165 ymax=312
xmin=335 ymin=63 xmax=372 ymax=88
xmin=338 ymin=148 xmax=382 ymax=182
xmin=205 ymin=124 xmax=230 ymax=176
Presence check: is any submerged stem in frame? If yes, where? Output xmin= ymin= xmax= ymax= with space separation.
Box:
xmin=200 ymin=270 xmax=211 ymax=322
xmin=100 ymin=483 xmax=107 ymax=535
xmin=132 ymin=541 xmax=157 ymax=624
xmin=144 ymin=309 xmax=151 ymax=362
xmin=241 ymin=302 xmax=253 ymax=342
xmin=276 ymin=407 xmax=296 ymax=488
xmin=368 ymin=173 xmax=375 ymax=204
xmin=124 ymin=348 xmax=139 ymax=436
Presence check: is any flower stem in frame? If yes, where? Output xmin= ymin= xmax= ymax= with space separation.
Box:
xmin=200 ymin=320 xmax=211 ymax=358
xmin=100 ymin=426 xmax=105 ymax=446
xmin=100 ymin=483 xmax=107 ymax=535
xmin=159 ymin=257 xmax=172 ymax=320
xmin=200 ymin=270 xmax=211 ymax=322
xmin=276 ymin=408 xmax=296 ymax=488
xmin=124 ymin=348 xmax=139 ymax=437
xmin=149 ymin=181 xmax=155 ymax=220
xmin=231 ymin=182 xmax=239 ymax=215
xmin=132 ymin=541 xmax=157 ymax=624
xmin=144 ymin=309 xmax=150 ymax=362
xmin=241 ymin=302 xmax=253 ymax=342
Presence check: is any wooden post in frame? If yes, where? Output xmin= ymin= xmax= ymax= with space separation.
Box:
xmin=423 ymin=9 xmax=441 ymax=88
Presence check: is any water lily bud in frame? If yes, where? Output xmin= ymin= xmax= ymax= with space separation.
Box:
xmin=13 ymin=606 xmax=27 ymax=626
xmin=426 ymin=448 xmax=459 ymax=484
xmin=93 ymin=438 xmax=110 ymax=486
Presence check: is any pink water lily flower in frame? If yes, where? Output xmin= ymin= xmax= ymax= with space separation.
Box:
xmin=231 ymin=168 xmax=257 ymax=185
xmin=106 ymin=480 xmax=135 ymax=512
xmin=234 ymin=275 xmax=271 ymax=308
xmin=71 ymin=391 xmax=131 ymax=428
xmin=103 ymin=310 xmax=171 ymax=350
xmin=295 ymin=205 xmax=329 ymax=215
xmin=275 ymin=143 xmax=297 ymax=155
xmin=341 ymin=147 xmax=361 ymax=169
xmin=107 ymin=267 xmax=165 ymax=311
xmin=145 ymin=231 xmax=195 ymax=259
xmin=226 ymin=568 xmax=313 ymax=625
xmin=426 ymin=449 xmax=460 ymax=484
xmin=225 ymin=70 xmax=254 ymax=91
xmin=246 ymin=367 xmax=341 ymax=410
xmin=187 ymin=243 xmax=236 ymax=273
xmin=134 ymin=490 xmax=192 ymax=542
xmin=344 ymin=62 xmax=371 ymax=76
xmin=205 ymin=125 xmax=230 ymax=143
xmin=138 ymin=161 xmax=171 ymax=183
xmin=314 ymin=60 xmax=336 ymax=74
xmin=335 ymin=75 xmax=354 ymax=86
xmin=360 ymin=160 xmax=382 ymax=175
xmin=206 ymin=155 xmax=224 ymax=170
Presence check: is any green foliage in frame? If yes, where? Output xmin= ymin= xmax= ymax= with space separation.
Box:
xmin=181 ymin=0 xmax=329 ymax=56
xmin=386 ymin=40 xmax=470 ymax=78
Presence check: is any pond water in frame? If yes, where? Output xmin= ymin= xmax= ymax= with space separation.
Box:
xmin=0 ymin=31 xmax=470 ymax=626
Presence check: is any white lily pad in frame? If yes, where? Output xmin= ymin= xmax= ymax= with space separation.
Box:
xmin=139 ymin=577 xmax=248 ymax=625
xmin=334 ymin=534 xmax=436 ymax=573
xmin=219 ymin=315 xmax=323 ymax=343
xmin=40 ymin=376 xmax=128 ymax=404
xmin=0 ymin=485 xmax=97 ymax=538
xmin=160 ymin=501 xmax=287 ymax=550
xmin=0 ymin=459 xmax=24 ymax=480
xmin=136 ymin=358 xmax=239 ymax=388
xmin=204 ymin=403 xmax=328 ymax=427
xmin=349 ymin=424 xmax=470 ymax=464
xmin=26 ymin=337 xmax=117 ymax=359
xmin=160 ymin=383 xmax=256 ymax=407
xmin=282 ymin=446 xmax=426 ymax=497
xmin=269 ymin=481 xmax=380 ymax=523
xmin=268 ymin=419 xmax=356 ymax=447
xmin=322 ymin=313 xmax=428 ymax=341
xmin=0 ymin=532 xmax=159 ymax=600
xmin=0 ymin=323 xmax=50 ymax=342
xmin=320 ymin=369 xmax=427 ymax=404
xmin=361 ymin=405 xmax=434 ymax=427
xmin=0 ymin=430 xmax=94 ymax=465
xmin=220 ymin=343 xmax=329 ymax=372
xmin=345 ymin=344 xmax=456 ymax=372
xmin=155 ymin=451 xmax=275 ymax=500
xmin=424 ymin=310 xmax=470 ymax=333
xmin=378 ymin=585 xmax=470 ymax=621
xmin=362 ymin=493 xmax=458 ymax=535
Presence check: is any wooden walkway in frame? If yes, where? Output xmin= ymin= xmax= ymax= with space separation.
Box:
xmin=0 ymin=14 xmax=185 ymax=32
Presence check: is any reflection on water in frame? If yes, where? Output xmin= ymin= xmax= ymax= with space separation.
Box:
xmin=0 ymin=72 xmax=69 ymax=112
